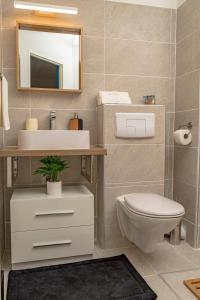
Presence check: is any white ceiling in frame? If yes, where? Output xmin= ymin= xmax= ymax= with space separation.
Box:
xmin=108 ymin=0 xmax=186 ymax=9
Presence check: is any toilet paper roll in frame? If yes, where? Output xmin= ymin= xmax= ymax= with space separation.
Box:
xmin=173 ymin=129 xmax=192 ymax=145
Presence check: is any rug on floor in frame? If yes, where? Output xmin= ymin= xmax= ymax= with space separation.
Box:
xmin=7 ymin=254 xmax=157 ymax=300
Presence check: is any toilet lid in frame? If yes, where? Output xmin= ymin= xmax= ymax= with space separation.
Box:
xmin=124 ymin=193 xmax=185 ymax=218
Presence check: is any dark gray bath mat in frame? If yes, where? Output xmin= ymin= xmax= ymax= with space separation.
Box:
xmin=7 ymin=254 xmax=157 ymax=300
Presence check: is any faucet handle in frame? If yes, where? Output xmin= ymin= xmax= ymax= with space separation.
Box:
xmin=50 ymin=111 xmax=56 ymax=118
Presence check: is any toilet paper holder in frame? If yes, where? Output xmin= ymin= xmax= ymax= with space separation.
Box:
xmin=178 ymin=122 xmax=192 ymax=131
xmin=178 ymin=122 xmax=192 ymax=138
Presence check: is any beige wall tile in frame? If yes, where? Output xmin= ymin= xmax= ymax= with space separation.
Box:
xmin=177 ymin=0 xmax=200 ymax=42
xmin=30 ymin=157 xmax=43 ymax=186
xmin=97 ymin=106 xmax=104 ymax=146
xmin=83 ymin=36 xmax=104 ymax=74
xmin=170 ymin=44 xmax=176 ymax=78
xmin=66 ymin=74 xmax=104 ymax=110
xmin=171 ymin=9 xmax=177 ymax=44
xmin=105 ymin=2 xmax=171 ymax=43
xmin=165 ymin=113 xmax=174 ymax=146
xmin=192 ymin=30 xmax=200 ymax=71
xmin=170 ymin=78 xmax=175 ymax=113
xmin=175 ymin=110 xmax=199 ymax=147
xmin=105 ymin=75 xmax=173 ymax=111
xmin=174 ymin=147 xmax=198 ymax=186
xmin=176 ymin=34 xmax=193 ymax=76
xmin=175 ymin=71 xmax=199 ymax=111
xmin=2 ymin=28 xmax=16 ymax=68
xmin=101 ymin=104 xmax=165 ymax=145
xmin=30 ymin=91 xmax=77 ymax=110
xmin=104 ymin=223 xmax=132 ymax=249
xmin=105 ymin=145 xmax=165 ymax=184
xmin=3 ymin=68 xmax=30 ymax=108
xmin=14 ymin=157 xmax=31 ymax=186
xmin=174 ymin=180 xmax=197 ymax=224
xmin=106 ymin=38 xmax=171 ymax=77
xmin=165 ymin=146 xmax=174 ymax=180
xmin=164 ymin=179 xmax=173 ymax=198
xmin=2 ymin=0 xmax=36 ymax=29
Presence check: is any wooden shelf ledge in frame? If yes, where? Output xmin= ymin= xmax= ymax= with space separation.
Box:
xmin=0 ymin=146 xmax=107 ymax=157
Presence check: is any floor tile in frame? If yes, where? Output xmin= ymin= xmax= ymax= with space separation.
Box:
xmin=176 ymin=242 xmax=200 ymax=267
xmin=161 ymin=269 xmax=200 ymax=300
xmin=145 ymin=275 xmax=179 ymax=300
xmin=124 ymin=247 xmax=155 ymax=276
xmin=142 ymin=241 xmax=194 ymax=273
xmin=96 ymin=245 xmax=155 ymax=276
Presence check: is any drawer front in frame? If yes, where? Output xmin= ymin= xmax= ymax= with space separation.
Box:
xmin=11 ymin=226 xmax=94 ymax=263
xmin=11 ymin=196 xmax=94 ymax=232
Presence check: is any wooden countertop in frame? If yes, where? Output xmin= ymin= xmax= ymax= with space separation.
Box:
xmin=0 ymin=146 xmax=107 ymax=157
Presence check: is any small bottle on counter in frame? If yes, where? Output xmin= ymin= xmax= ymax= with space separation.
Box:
xmin=68 ymin=112 xmax=83 ymax=130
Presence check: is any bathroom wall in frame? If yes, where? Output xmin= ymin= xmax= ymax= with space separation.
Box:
xmin=1 ymin=0 xmax=176 ymax=248
xmin=97 ymin=104 xmax=165 ymax=248
xmin=174 ymin=0 xmax=200 ymax=247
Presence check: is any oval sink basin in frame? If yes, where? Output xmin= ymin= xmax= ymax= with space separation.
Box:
xmin=18 ymin=130 xmax=90 ymax=150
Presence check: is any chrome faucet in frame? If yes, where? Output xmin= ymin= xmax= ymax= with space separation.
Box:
xmin=50 ymin=111 xmax=56 ymax=130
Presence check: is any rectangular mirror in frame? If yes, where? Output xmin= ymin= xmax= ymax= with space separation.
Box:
xmin=17 ymin=23 xmax=82 ymax=92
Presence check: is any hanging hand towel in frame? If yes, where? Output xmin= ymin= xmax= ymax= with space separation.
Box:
xmin=97 ymin=91 xmax=132 ymax=106
xmin=1 ymin=75 xmax=10 ymax=130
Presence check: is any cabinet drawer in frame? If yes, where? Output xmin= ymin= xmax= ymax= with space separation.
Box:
xmin=11 ymin=226 xmax=94 ymax=263
xmin=11 ymin=195 xmax=94 ymax=232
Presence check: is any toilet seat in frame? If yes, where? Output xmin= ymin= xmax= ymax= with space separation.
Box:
xmin=124 ymin=193 xmax=185 ymax=218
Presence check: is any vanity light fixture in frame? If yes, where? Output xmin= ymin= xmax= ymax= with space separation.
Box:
xmin=14 ymin=1 xmax=78 ymax=15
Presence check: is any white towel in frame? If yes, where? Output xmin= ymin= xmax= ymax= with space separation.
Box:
xmin=2 ymin=75 xmax=10 ymax=130
xmin=97 ymin=91 xmax=132 ymax=105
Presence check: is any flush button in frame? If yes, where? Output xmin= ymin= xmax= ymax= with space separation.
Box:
xmin=115 ymin=113 xmax=155 ymax=138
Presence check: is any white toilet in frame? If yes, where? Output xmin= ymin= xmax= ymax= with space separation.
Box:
xmin=117 ymin=193 xmax=185 ymax=253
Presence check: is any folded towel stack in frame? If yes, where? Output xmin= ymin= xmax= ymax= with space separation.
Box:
xmin=97 ymin=91 xmax=132 ymax=106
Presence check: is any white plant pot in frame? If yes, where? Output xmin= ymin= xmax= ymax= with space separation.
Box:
xmin=47 ymin=181 xmax=62 ymax=196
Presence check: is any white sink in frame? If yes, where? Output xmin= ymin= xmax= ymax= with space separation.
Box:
xmin=18 ymin=130 xmax=90 ymax=150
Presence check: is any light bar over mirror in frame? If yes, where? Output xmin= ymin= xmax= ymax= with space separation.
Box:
xmin=14 ymin=1 xmax=78 ymax=15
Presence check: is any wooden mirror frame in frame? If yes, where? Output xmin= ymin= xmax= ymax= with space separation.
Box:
xmin=16 ymin=22 xmax=83 ymax=93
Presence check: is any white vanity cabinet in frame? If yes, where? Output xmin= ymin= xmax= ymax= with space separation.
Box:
xmin=10 ymin=185 xmax=94 ymax=265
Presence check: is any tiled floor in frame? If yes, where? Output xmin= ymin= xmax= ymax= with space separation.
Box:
xmin=4 ymin=240 xmax=200 ymax=299
xmin=96 ymin=240 xmax=200 ymax=299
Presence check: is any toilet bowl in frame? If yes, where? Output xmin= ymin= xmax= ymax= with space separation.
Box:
xmin=116 ymin=193 xmax=185 ymax=253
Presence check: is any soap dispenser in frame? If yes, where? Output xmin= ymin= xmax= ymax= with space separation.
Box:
xmin=68 ymin=113 xmax=83 ymax=130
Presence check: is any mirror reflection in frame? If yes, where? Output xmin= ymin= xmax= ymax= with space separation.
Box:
xmin=17 ymin=24 xmax=82 ymax=92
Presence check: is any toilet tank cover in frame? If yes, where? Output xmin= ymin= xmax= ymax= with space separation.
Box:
xmin=124 ymin=193 xmax=185 ymax=217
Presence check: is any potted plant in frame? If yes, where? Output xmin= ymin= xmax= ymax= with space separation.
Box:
xmin=34 ymin=156 xmax=70 ymax=196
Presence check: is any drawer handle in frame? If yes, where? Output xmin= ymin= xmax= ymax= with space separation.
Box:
xmin=33 ymin=240 xmax=72 ymax=248
xmin=35 ymin=210 xmax=74 ymax=217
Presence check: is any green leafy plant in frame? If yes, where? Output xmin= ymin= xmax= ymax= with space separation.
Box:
xmin=34 ymin=156 xmax=70 ymax=182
